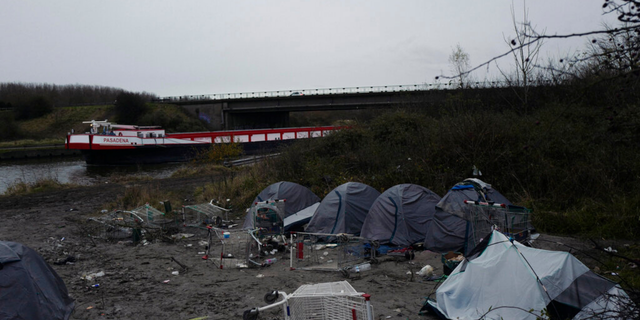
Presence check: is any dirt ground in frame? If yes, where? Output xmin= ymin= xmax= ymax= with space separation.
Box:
xmin=0 ymin=176 xmax=602 ymax=320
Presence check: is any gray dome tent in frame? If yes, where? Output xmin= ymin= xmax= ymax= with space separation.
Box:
xmin=242 ymin=181 xmax=320 ymax=230
xmin=423 ymin=178 xmax=512 ymax=254
xmin=305 ymin=182 xmax=381 ymax=236
xmin=360 ymin=184 xmax=441 ymax=247
xmin=0 ymin=241 xmax=75 ymax=320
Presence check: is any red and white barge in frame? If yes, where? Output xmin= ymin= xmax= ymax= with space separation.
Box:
xmin=65 ymin=120 xmax=340 ymax=165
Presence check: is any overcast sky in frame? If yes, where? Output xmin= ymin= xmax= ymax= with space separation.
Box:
xmin=0 ymin=1 xmax=618 ymax=97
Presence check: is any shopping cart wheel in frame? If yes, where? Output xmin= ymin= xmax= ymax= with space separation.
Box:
xmin=243 ymin=309 xmax=259 ymax=320
xmin=264 ymin=290 xmax=279 ymax=304
xmin=215 ymin=216 xmax=222 ymax=227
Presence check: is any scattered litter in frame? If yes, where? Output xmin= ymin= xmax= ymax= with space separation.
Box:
xmin=236 ymin=262 xmax=248 ymax=268
xmin=100 ymin=209 xmax=108 ymax=213
xmin=351 ymin=263 xmax=371 ymax=273
xmin=256 ymin=274 xmax=264 ymax=278
xmin=270 ymin=249 xmax=278 ymax=255
xmin=199 ymin=240 xmax=208 ymax=247
xmin=54 ymin=256 xmax=76 ymax=265
xmin=163 ymin=280 xmax=170 ymax=284
xmin=60 ymin=237 xmax=65 ymax=241
xmin=326 ymin=260 xmax=333 ymax=263
xmin=314 ymin=244 xmax=327 ymax=250
xmin=91 ymin=284 xmax=100 ymax=288
xmin=262 ymin=258 xmax=277 ymax=266
xmin=87 ymin=306 xmax=94 ymax=310
xmin=141 ymin=240 xmax=149 ymax=246
xmin=417 ymin=265 xmax=434 ymax=277
xmin=171 ymin=271 xmax=179 ymax=276
xmin=198 ymin=251 xmax=205 ymax=255
xmin=326 ymin=244 xmax=338 ymax=248
xmin=385 ymin=316 xmax=391 ymax=319
xmin=611 ymin=272 xmax=619 ymax=276
xmin=604 ymin=247 xmax=618 ymax=253
xmin=323 ymin=251 xmax=329 ymax=256
xmin=82 ymin=271 xmax=105 ymax=281
xmin=394 ymin=308 xmax=401 ymax=313
xmin=185 ymin=244 xmax=193 ymax=247
xmin=406 ymin=271 xmax=412 ymax=275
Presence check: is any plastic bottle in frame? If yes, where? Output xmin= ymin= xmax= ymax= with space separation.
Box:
xmin=262 ymin=258 xmax=277 ymax=266
xmin=351 ymin=262 xmax=371 ymax=273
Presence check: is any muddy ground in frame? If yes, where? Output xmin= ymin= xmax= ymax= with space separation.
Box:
xmin=0 ymin=176 xmax=603 ymax=320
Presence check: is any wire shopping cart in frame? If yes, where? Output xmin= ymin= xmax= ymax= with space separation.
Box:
xmin=243 ymin=281 xmax=373 ymax=320
xmin=463 ymin=200 xmax=534 ymax=252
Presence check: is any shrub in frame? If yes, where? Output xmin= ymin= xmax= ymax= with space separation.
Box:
xmin=0 ymin=112 xmax=22 ymax=140
xmin=13 ymin=96 xmax=53 ymax=120
xmin=114 ymin=92 xmax=148 ymax=123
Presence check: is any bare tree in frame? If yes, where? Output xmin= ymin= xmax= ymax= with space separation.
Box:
xmin=448 ymin=44 xmax=471 ymax=88
xmin=498 ymin=1 xmax=545 ymax=113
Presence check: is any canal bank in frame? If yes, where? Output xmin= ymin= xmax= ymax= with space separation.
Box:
xmin=0 ymin=144 xmax=81 ymax=161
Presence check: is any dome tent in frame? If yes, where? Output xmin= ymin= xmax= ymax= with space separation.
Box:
xmin=423 ymin=178 xmax=512 ymax=254
xmin=425 ymin=230 xmax=635 ymax=320
xmin=360 ymin=184 xmax=441 ymax=247
xmin=305 ymin=182 xmax=380 ymax=236
xmin=0 ymin=241 xmax=75 ymax=320
xmin=242 ymin=181 xmax=320 ymax=230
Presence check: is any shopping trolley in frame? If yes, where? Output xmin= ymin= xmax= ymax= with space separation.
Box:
xmin=243 ymin=281 xmax=373 ymax=320
xmin=463 ymin=200 xmax=534 ymax=252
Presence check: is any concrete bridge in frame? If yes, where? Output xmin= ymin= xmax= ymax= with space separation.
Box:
xmin=158 ymin=82 xmax=506 ymax=130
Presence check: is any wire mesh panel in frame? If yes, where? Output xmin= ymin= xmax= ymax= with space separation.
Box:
xmin=464 ymin=200 xmax=533 ymax=251
xmin=291 ymin=232 xmax=376 ymax=272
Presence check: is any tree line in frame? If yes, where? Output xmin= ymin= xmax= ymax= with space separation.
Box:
xmin=0 ymin=83 xmax=156 ymax=119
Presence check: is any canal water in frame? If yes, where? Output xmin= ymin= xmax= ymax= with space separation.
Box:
xmin=0 ymin=157 xmax=184 ymax=195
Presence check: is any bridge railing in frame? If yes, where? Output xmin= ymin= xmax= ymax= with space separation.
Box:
xmin=158 ymin=80 xmax=553 ymax=103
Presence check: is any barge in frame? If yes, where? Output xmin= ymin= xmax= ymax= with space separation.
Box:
xmin=65 ymin=120 xmax=340 ymax=165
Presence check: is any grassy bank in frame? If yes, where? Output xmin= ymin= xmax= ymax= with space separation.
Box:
xmin=3 ymin=178 xmax=78 ymax=196
xmin=214 ymin=96 xmax=640 ymax=241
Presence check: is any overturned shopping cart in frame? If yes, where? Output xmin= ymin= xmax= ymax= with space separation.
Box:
xmin=243 ymin=281 xmax=373 ymax=320
xmin=289 ymin=232 xmax=377 ymax=273
xmin=181 ymin=200 xmax=231 ymax=229
xmin=87 ymin=204 xmax=177 ymax=241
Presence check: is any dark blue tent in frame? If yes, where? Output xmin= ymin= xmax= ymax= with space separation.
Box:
xmin=360 ymin=184 xmax=441 ymax=247
xmin=305 ymin=182 xmax=380 ymax=236
xmin=0 ymin=241 xmax=75 ymax=320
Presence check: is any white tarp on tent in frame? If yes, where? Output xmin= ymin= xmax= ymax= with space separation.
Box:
xmin=430 ymin=230 xmax=635 ymax=320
